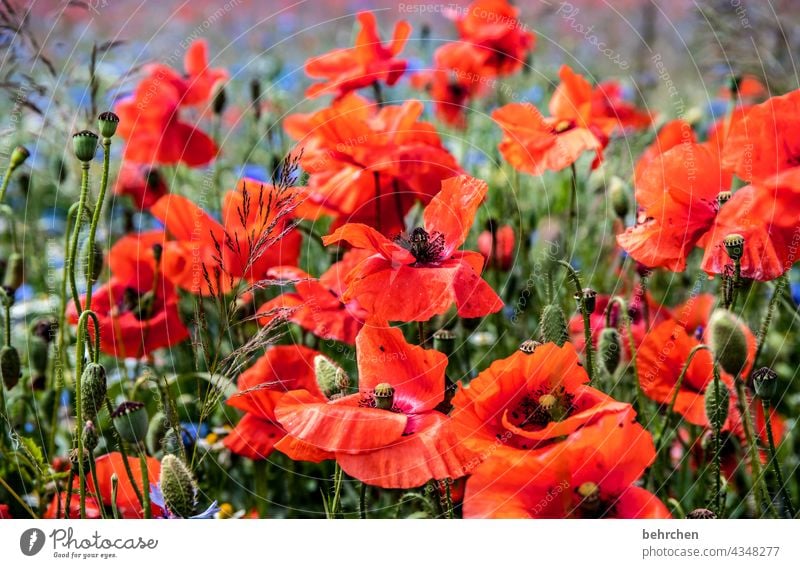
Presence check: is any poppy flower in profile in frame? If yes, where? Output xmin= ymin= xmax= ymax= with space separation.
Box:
xmin=636 ymin=319 xmax=749 ymax=427
xmin=321 ymin=175 xmax=503 ymax=322
xmin=305 ymin=11 xmax=410 ymax=99
xmin=478 ymin=223 xmax=515 ymax=270
xmin=275 ymin=325 xmax=475 ymax=488
xmin=617 ymin=142 xmax=732 ymax=273
xmin=115 ymin=163 xmax=169 ymax=210
xmin=722 ymin=89 xmax=800 ymax=182
xmin=285 ymin=94 xmax=460 ymax=236
xmin=699 ymin=168 xmax=800 ymax=281
xmin=411 ymin=42 xmax=490 ymax=128
xmin=450 ymin=342 xmax=629 ymax=460
xmin=463 ymin=412 xmax=670 ymax=518
xmin=150 ymin=179 xmax=302 ymax=289
xmin=224 ymin=345 xmax=333 ymax=462
xmin=67 ymin=236 xmax=189 ymax=359
xmin=257 ymin=250 xmax=370 ymax=345
xmin=633 ymin=119 xmax=695 ymax=186
xmin=84 ymin=452 xmax=162 ymax=518
xmin=451 ymin=0 xmax=535 ymax=77
xmin=144 ymin=39 xmax=228 ymax=107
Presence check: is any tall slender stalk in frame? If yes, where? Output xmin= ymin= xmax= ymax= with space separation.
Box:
xmin=761 ymin=399 xmax=795 ymax=517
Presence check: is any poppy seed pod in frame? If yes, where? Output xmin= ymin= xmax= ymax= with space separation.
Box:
xmin=432 ymin=328 xmax=457 ymax=356
xmin=540 ymin=303 xmax=568 ymax=346
xmin=598 ymin=328 xmax=622 ymax=375
xmin=160 ymin=454 xmax=197 ymax=518
xmin=80 ymin=362 xmax=107 ymax=422
xmin=1 ymin=345 xmax=21 ymax=390
xmin=574 ymin=288 xmax=597 ymax=313
xmin=686 ymin=508 xmax=717 ymax=519
xmin=707 ymin=308 xmax=749 ymax=376
xmin=752 ymin=366 xmax=778 ymax=401
xmin=717 ymin=191 xmax=732 ymax=207
xmin=608 ymin=176 xmax=630 ymax=219
xmin=373 ymin=383 xmax=395 ymax=410
xmin=97 ymin=111 xmax=119 ymax=139
xmin=704 ymin=379 xmax=730 ymax=427
xmin=212 ymin=82 xmax=227 ymax=115
xmin=111 ymin=401 xmax=149 ymax=445
xmin=3 ymin=252 xmax=24 ymax=291
xmin=72 ymin=130 xmax=99 ymax=162
xmin=723 ymin=233 xmax=745 ymax=262
xmin=10 ymin=145 xmax=30 ymax=170
xmin=69 ymin=447 xmax=90 ymax=471
xmin=313 ymin=354 xmax=349 ymax=397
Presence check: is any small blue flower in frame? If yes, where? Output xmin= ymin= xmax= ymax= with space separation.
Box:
xmin=149 ymin=482 xmax=220 ymax=519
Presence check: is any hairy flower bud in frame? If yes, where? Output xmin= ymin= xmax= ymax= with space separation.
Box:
xmin=598 ymin=328 xmax=622 ymax=375
xmin=3 ymin=252 xmax=24 ymax=291
xmin=704 ymin=379 xmax=730 ymax=428
xmin=160 ymin=454 xmax=197 ymax=518
xmin=0 ymin=345 xmax=21 ymax=390
xmin=540 ymin=304 xmax=568 ymax=346
xmin=80 ymin=362 xmax=107 ymax=422
xmin=83 ymin=240 xmax=104 ymax=285
xmin=82 ymin=420 xmax=99 ymax=452
xmin=608 ymin=176 xmax=630 ymax=219
xmin=314 ymin=355 xmax=349 ymax=397
xmin=707 ymin=308 xmax=749 ymax=376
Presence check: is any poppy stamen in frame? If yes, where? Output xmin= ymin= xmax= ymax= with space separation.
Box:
xmin=394 ymin=227 xmax=446 ymax=264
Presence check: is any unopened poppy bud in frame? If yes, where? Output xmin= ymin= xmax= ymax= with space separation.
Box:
xmin=373 ymin=383 xmax=395 ymax=410
xmin=10 ymin=145 xmax=30 ymax=169
xmin=686 ymin=508 xmax=717 ymax=519
xmin=752 ymin=366 xmax=778 ymax=401
xmin=3 ymin=252 xmax=24 ymax=291
xmin=519 ymin=339 xmax=542 ymax=354
xmin=83 ymin=240 xmax=104 ymax=285
xmin=432 ymin=328 xmax=456 ymax=356
xmin=0 ymin=345 xmax=21 ymax=390
xmin=80 ymin=362 xmax=107 ymax=422
xmin=82 ymin=420 xmax=99 ymax=452
xmin=97 ymin=111 xmax=120 ymax=139
xmin=717 ymin=191 xmax=732 ymax=207
xmin=704 ymin=379 xmax=730 ymax=427
xmin=212 ymin=82 xmax=227 ymax=116
xmin=598 ymin=328 xmax=622 ymax=375
xmin=540 ymin=303 xmax=568 ymax=346
xmin=160 ymin=454 xmax=197 ymax=518
xmin=574 ymin=288 xmax=597 ymax=313
xmin=72 ymin=130 xmax=99 ymax=162
xmin=707 ymin=308 xmax=749 ymax=376
xmin=314 ymin=354 xmax=349 ymax=397
xmin=111 ymin=401 xmax=148 ymax=445
xmin=723 ymin=233 xmax=744 ymax=262
xmin=28 ymin=335 xmax=49 ymax=381
xmin=608 ymin=176 xmax=630 ymax=218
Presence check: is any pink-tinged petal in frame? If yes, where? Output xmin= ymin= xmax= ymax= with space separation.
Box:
xmin=423 ymin=175 xmax=488 ymax=252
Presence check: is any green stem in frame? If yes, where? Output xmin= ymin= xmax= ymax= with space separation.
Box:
xmin=84 ymin=138 xmax=111 ymax=312
xmin=729 ymin=259 xmax=742 ymax=310
xmin=359 ymin=482 xmax=368 ymax=519
xmin=110 ymin=474 xmax=120 ymax=519
xmin=0 ymin=163 xmax=14 ymax=204
xmin=103 ymin=397 xmax=144 ymax=508
xmin=708 ymin=362 xmax=723 ymax=517
xmin=87 ymin=453 xmax=107 ymax=519
xmin=753 ymin=275 xmax=786 ymax=370
xmin=68 ymin=162 xmax=91 ymax=315
xmin=735 ymin=379 xmax=771 ymax=516
xmin=761 ymin=399 xmax=795 ymax=517
xmin=139 ymin=450 xmax=151 ymax=519
xmin=557 ymin=260 xmax=595 ymax=382
xmin=0 ymin=474 xmax=38 ymax=518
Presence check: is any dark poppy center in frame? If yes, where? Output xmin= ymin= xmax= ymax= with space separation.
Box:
xmin=394 ymin=227 xmax=446 ymax=264
xmin=508 ymin=387 xmax=576 ymax=431
xmin=121 ymin=287 xmax=157 ymax=321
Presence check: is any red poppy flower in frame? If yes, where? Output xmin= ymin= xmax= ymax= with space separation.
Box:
xmin=275 ymin=325 xmax=475 ymax=488
xmin=590 ymin=80 xmax=653 ymax=134
xmin=451 ymin=0 xmax=535 ymax=77
xmin=492 ymin=66 xmax=622 ymax=175
xmin=224 ymin=345 xmax=334 ymax=462
xmin=144 ymin=39 xmax=228 ymax=107
xmin=478 ymin=224 xmax=515 ymax=270
xmin=150 ymin=179 xmax=302 ymax=288
xmin=633 ymin=119 xmax=695 ymax=187
xmin=0 ymin=504 xmax=10 ymax=518
xmin=84 ymin=452 xmax=162 ymax=519
xmin=699 ymin=169 xmax=800 ymax=281
xmin=305 ymin=11 xmax=410 ymax=99
xmin=68 ymin=235 xmax=189 ymax=359
xmin=286 ymin=94 xmax=460 ymax=236
xmin=44 ymin=492 xmax=102 ymax=519
xmin=257 ymin=250 xmax=370 ymax=345
xmin=637 ymin=319 xmax=750 ymax=427
xmin=463 ymin=412 xmax=669 ymax=518
xmin=321 ymin=175 xmax=503 ymax=322
xmin=115 ymin=75 xmax=217 ymax=167
xmin=115 ymin=163 xmax=169 ymax=210
xmin=411 ymin=42 xmax=490 ymax=128
xmin=450 ymin=342 xmax=630 ymax=461
xmin=722 ymin=89 xmax=800 ymax=182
